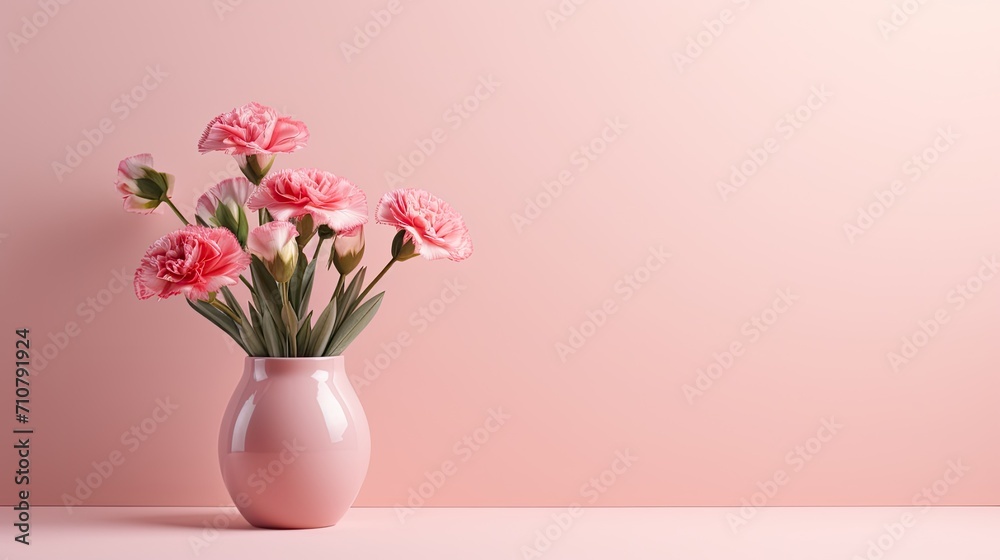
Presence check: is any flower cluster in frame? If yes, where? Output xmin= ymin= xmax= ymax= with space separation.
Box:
xmin=119 ymin=102 xmax=472 ymax=357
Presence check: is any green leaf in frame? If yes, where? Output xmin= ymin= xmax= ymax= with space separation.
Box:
xmin=243 ymin=277 xmax=261 ymax=317
xmin=260 ymin=308 xmax=285 ymax=356
xmin=237 ymin=321 xmax=267 ymax=356
xmin=307 ymin=296 xmax=338 ymax=357
xmin=185 ymin=298 xmax=249 ymax=354
xmin=298 ymin=310 xmax=313 ymax=330
xmin=326 ymin=292 xmax=384 ymax=356
xmin=296 ymin=311 xmax=312 ymax=354
xmin=219 ymin=287 xmax=266 ymax=356
xmin=250 ymin=256 xmax=284 ymax=336
xmin=282 ymin=303 xmax=298 ymax=356
xmin=218 ymin=287 xmax=243 ymax=318
xmin=288 ymin=251 xmax=308 ymax=311
xmin=236 ymin=207 xmax=249 ymax=247
xmin=248 ymin=303 xmax=263 ymax=340
xmin=215 ymin=202 xmax=238 ymax=232
xmin=336 ymin=267 xmax=366 ymax=328
xmin=297 ymin=258 xmax=317 ymax=317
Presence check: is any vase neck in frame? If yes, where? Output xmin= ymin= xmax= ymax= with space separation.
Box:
xmin=246 ymin=356 xmax=346 ymax=379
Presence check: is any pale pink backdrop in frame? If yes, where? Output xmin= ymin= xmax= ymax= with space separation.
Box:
xmin=1 ymin=0 xmax=998 ymax=508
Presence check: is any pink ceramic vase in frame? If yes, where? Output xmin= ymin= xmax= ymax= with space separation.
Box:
xmin=218 ymin=356 xmax=371 ymax=529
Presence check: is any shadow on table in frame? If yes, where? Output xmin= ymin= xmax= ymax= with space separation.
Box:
xmin=121 ymin=509 xmax=258 ymax=531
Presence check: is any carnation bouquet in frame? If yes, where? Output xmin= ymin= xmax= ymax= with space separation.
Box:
xmin=116 ymin=102 xmax=472 ymax=357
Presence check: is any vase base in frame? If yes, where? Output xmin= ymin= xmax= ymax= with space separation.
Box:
xmin=246 ymin=521 xmax=338 ymax=530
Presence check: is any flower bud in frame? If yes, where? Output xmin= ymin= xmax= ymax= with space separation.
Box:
xmin=331 ymin=226 xmax=365 ymax=275
xmin=316 ymin=225 xmax=335 ymax=240
xmin=115 ymin=153 xmax=175 ymax=214
xmin=248 ymin=221 xmax=299 ymax=283
xmin=195 ymin=177 xmax=254 ymax=246
xmin=295 ymin=214 xmax=316 ymax=250
xmin=390 ymin=229 xmax=419 ymax=261
xmin=236 ymin=154 xmax=275 ymax=185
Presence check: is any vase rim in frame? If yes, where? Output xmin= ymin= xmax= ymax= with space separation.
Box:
xmin=244 ymin=356 xmax=345 ymax=363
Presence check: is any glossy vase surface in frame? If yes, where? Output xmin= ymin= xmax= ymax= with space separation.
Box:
xmin=218 ymin=356 xmax=370 ymax=529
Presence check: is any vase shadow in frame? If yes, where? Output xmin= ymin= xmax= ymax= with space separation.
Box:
xmin=123 ymin=508 xmax=259 ymax=531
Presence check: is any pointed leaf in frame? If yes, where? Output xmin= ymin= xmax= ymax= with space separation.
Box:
xmin=282 ymin=303 xmax=298 ymax=356
xmin=336 ymin=267 xmax=366 ymax=328
xmin=260 ymin=309 xmax=284 ymax=356
xmin=217 ymin=287 xmax=266 ymax=355
xmin=288 ymin=251 xmax=308 ymax=311
xmin=237 ymin=207 xmax=249 ymax=247
xmin=248 ymin=303 xmax=264 ymax=342
xmin=296 ymin=258 xmax=318 ymax=317
xmin=327 ymin=292 xmax=384 ymax=356
xmin=215 ymin=202 xmax=238 ymax=232
xmin=296 ymin=313 xmax=312 ymax=354
xmin=307 ymin=297 xmax=338 ymax=357
xmin=185 ymin=298 xmax=249 ymax=354
xmin=298 ymin=310 xmax=313 ymax=330
xmin=237 ymin=321 xmax=267 ymax=356
xmin=250 ymin=256 xmax=284 ymax=336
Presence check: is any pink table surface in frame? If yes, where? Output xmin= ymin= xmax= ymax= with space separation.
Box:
xmin=5 ymin=506 xmax=999 ymax=559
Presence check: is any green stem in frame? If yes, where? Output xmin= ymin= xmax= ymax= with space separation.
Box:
xmin=162 ymin=198 xmax=190 ymax=226
xmin=357 ymin=258 xmax=396 ymax=302
xmin=280 ymin=283 xmax=297 ymax=357
xmin=209 ymin=299 xmax=241 ymax=323
xmin=313 ymin=237 xmax=325 ymax=261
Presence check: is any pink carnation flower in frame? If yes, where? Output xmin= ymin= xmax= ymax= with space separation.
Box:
xmin=198 ymin=102 xmax=309 ymax=156
xmin=195 ymin=177 xmax=255 ymax=226
xmin=247 ymin=221 xmax=299 ymax=283
xmin=376 ymin=189 xmax=473 ymax=261
xmin=134 ymin=226 xmax=250 ymax=301
xmin=116 ymin=153 xmax=174 ymax=214
xmin=247 ymin=168 xmax=368 ymax=232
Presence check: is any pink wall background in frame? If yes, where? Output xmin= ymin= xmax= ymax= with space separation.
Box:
xmin=2 ymin=0 xmax=999 ymax=507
